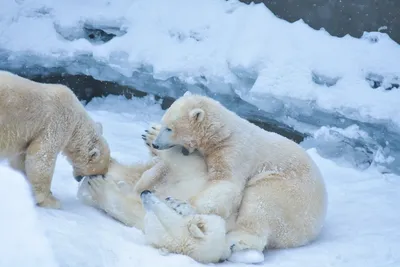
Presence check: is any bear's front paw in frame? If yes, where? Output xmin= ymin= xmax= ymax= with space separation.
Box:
xmin=142 ymin=124 xmax=161 ymax=146
xmin=87 ymin=176 xmax=120 ymax=194
xmin=165 ymin=196 xmax=196 ymax=216
xmin=158 ymin=248 xmax=170 ymax=256
xmin=228 ymin=233 xmax=265 ymax=264
xmin=37 ymin=194 xmax=61 ymax=209
xmin=226 ymin=231 xmax=266 ymax=255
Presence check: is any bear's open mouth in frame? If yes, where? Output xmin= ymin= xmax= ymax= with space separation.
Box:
xmin=75 ymin=174 xmax=104 ymax=182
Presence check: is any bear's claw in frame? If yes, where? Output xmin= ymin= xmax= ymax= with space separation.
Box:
xmin=142 ymin=124 xmax=162 ymax=156
xmin=164 ymin=196 xmax=196 ymax=216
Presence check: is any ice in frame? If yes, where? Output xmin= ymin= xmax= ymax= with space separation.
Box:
xmin=301 ymin=124 xmax=400 ymax=174
xmin=0 ymin=95 xmax=397 ymax=267
xmin=0 ymin=164 xmax=59 ymax=267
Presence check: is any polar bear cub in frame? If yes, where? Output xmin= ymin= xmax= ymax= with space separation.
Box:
xmin=140 ymin=190 xmax=230 ymax=263
xmin=77 ymin=124 xmax=210 ymax=229
xmin=0 ymin=70 xmax=110 ymax=208
xmin=151 ymin=93 xmax=328 ymax=257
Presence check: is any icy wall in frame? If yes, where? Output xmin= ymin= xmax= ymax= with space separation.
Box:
xmin=0 ymin=0 xmax=399 ymax=174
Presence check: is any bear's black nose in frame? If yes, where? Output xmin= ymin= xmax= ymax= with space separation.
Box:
xmin=140 ymin=190 xmax=152 ymax=197
xmin=74 ymin=175 xmax=84 ymax=182
xmin=181 ymin=147 xmax=190 ymax=156
xmin=152 ymin=143 xmax=159 ymax=149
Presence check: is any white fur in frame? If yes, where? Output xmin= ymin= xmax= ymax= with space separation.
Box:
xmin=78 ymin=94 xmax=328 ymax=263
xmin=0 ymin=70 xmax=110 ymax=209
xmin=141 ymin=191 xmax=229 ymax=263
xmin=156 ymin=94 xmax=328 ymax=257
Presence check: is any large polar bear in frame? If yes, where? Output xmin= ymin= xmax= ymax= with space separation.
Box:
xmin=0 ymin=70 xmax=111 ymax=209
xmin=78 ymin=93 xmax=327 ymax=264
xmin=150 ymin=94 xmax=328 ymax=258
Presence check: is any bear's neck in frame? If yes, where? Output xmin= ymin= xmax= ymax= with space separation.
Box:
xmin=197 ymin=114 xmax=235 ymax=155
xmin=64 ymin=117 xmax=97 ymax=159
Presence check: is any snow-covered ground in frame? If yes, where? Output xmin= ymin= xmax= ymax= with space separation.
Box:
xmin=0 ymin=0 xmax=399 ymax=265
xmin=1 ymin=0 xmax=400 ymax=173
xmin=1 ymin=96 xmax=399 ymax=267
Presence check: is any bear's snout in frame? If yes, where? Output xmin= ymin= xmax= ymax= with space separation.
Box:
xmin=152 ymin=143 xmax=159 ymax=149
xmin=141 ymin=190 xmax=152 ymax=197
xmin=74 ymin=175 xmax=84 ymax=182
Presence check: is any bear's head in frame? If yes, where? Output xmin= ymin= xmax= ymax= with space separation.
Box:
xmin=152 ymin=94 xmax=231 ymax=154
xmin=140 ymin=190 xmax=230 ymax=263
xmin=67 ymin=122 xmax=111 ymax=181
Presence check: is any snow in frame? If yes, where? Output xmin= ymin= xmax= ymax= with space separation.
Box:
xmin=1 ymin=95 xmax=399 ymax=267
xmin=0 ymin=165 xmax=59 ymax=267
xmin=0 ymin=0 xmax=399 ymax=265
xmin=0 ymin=0 xmax=399 ymax=125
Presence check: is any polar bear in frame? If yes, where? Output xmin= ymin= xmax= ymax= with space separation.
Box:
xmin=78 ymin=106 xmax=327 ymax=264
xmin=151 ymin=93 xmax=328 ymax=257
xmin=77 ymin=124 xmax=234 ymax=263
xmin=140 ymin=190 xmax=231 ymax=263
xmin=0 ymin=70 xmax=110 ymax=209
xmin=77 ymin=124 xmax=212 ymax=230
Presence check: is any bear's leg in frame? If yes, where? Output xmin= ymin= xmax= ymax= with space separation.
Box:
xmin=134 ymin=161 xmax=167 ymax=194
xmin=25 ymin=138 xmax=60 ymax=209
xmin=164 ymin=196 xmax=196 ymax=216
xmin=226 ymin=173 xmax=281 ymax=264
xmin=9 ymin=153 xmax=26 ymax=175
xmin=142 ymin=124 xmax=162 ymax=157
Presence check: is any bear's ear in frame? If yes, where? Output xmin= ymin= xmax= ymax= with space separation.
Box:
xmin=189 ymin=108 xmax=205 ymax=122
xmin=89 ymin=148 xmax=101 ymax=162
xmin=188 ymin=221 xmax=206 ymax=239
xmin=183 ymin=91 xmax=192 ymax=97
xmin=94 ymin=122 xmax=103 ymax=135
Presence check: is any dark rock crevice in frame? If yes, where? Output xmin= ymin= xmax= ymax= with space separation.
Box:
xmin=17 ymin=71 xmax=306 ymax=144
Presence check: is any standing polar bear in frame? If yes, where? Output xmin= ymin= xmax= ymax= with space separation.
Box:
xmin=78 ymin=94 xmax=327 ymax=264
xmin=0 ymin=70 xmax=111 ymax=208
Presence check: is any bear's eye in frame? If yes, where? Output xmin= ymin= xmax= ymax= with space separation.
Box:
xmin=166 ymin=128 xmax=172 ymax=132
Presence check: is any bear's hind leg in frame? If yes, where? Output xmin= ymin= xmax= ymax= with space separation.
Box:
xmin=25 ymin=137 xmax=60 ymax=209
xmin=226 ymin=172 xmax=285 ymax=263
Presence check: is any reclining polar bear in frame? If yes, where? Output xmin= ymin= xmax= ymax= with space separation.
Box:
xmin=78 ymin=94 xmax=327 ymax=263
xmin=78 ymin=125 xmax=231 ymax=263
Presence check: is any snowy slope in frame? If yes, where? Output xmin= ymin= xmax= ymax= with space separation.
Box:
xmin=0 ymin=0 xmax=399 ymax=126
xmin=0 ymin=166 xmax=59 ymax=267
xmin=1 ymin=0 xmax=399 ymax=175
xmin=1 ymin=96 xmax=399 ymax=267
